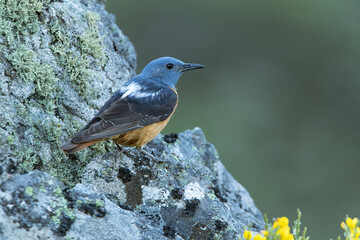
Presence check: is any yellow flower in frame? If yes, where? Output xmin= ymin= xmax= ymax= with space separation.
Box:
xmin=278 ymin=229 xmax=290 ymax=239
xmin=341 ymin=221 xmax=346 ymax=229
xmin=243 ymin=230 xmax=252 ymax=240
xmin=254 ymin=234 xmax=266 ymax=240
xmin=273 ymin=220 xmax=279 ymax=229
xmin=346 ymin=217 xmax=358 ymax=229
xmin=278 ymin=217 xmax=289 ymax=227
xmin=350 ymin=231 xmax=360 ymax=240
xmin=277 ymin=225 xmax=290 ymax=236
xmin=262 ymin=230 xmax=269 ymax=236
xmin=283 ymin=234 xmax=294 ymax=240
xmin=350 ymin=226 xmax=360 ymax=239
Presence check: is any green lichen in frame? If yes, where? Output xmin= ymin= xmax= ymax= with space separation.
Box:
xmin=95 ymin=199 xmax=104 ymax=207
xmin=42 ymin=120 xmax=63 ymax=146
xmin=47 ymin=153 xmax=88 ymax=187
xmin=40 ymin=185 xmax=46 ymax=192
xmin=208 ymin=191 xmax=216 ymax=201
xmin=25 ymin=186 xmax=34 ymax=196
xmin=47 ymin=16 xmax=91 ymax=97
xmin=14 ymin=100 xmax=94 ymax=186
xmin=50 ymin=185 xmax=76 ymax=224
xmin=33 ymin=64 xmax=58 ymax=99
xmin=89 ymin=140 xmax=115 ymax=154
xmin=80 ymin=11 xmax=107 ymax=67
xmin=47 ymin=10 xmax=107 ymax=98
xmin=0 ymin=0 xmax=50 ymax=43
xmin=17 ymin=146 xmax=40 ymax=172
xmin=6 ymin=44 xmax=59 ymax=105
xmin=2 ymin=0 xmax=113 ymax=188
xmin=214 ymin=233 xmax=223 ymax=240
xmin=171 ymin=155 xmax=179 ymax=161
xmin=53 ymin=185 xmax=63 ymax=197
xmin=14 ymin=105 xmax=65 ymax=174
xmin=51 ymin=215 xmax=61 ymax=224
xmin=51 ymin=202 xmax=75 ymax=223
xmin=7 ymin=45 xmax=36 ymax=82
xmin=7 ymin=134 xmax=14 ymax=144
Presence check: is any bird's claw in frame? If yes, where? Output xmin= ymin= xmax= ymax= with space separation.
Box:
xmin=136 ymin=146 xmax=167 ymax=163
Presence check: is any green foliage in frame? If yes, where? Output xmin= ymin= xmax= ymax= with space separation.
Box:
xmin=292 ymin=209 xmax=309 ymax=240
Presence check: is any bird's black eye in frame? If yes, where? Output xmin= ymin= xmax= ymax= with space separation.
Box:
xmin=166 ymin=63 xmax=174 ymax=69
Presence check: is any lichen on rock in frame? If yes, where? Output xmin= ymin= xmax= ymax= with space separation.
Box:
xmin=0 ymin=0 xmax=136 ymax=186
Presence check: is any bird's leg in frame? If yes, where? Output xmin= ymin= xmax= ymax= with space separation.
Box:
xmin=115 ymin=143 xmax=124 ymax=153
xmin=136 ymin=146 xmax=156 ymax=158
xmin=115 ymin=143 xmax=134 ymax=159
xmin=136 ymin=146 xmax=167 ymax=163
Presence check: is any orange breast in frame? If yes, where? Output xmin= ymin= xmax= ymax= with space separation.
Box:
xmin=112 ymin=117 xmax=172 ymax=147
xmin=113 ymin=88 xmax=178 ymax=147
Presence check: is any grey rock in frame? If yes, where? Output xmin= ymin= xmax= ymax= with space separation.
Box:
xmin=0 ymin=0 xmax=136 ymax=185
xmin=0 ymin=129 xmax=264 ymax=240
xmin=0 ymin=0 xmax=264 ymax=239
xmin=0 ymin=170 xmax=141 ymax=240
xmin=83 ymin=128 xmax=264 ymax=239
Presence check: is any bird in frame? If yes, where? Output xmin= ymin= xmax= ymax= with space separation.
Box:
xmin=60 ymin=56 xmax=205 ymax=156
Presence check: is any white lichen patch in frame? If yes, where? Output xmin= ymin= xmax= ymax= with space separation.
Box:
xmin=184 ymin=182 xmax=204 ymax=200
xmin=167 ymin=140 xmax=184 ymax=160
xmin=142 ymin=186 xmax=170 ymax=202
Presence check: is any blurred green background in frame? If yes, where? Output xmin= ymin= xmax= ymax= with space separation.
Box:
xmin=105 ymin=0 xmax=360 ymax=239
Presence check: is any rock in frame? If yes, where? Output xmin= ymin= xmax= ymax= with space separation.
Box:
xmin=0 ymin=0 xmax=136 ymax=186
xmin=0 ymin=0 xmax=264 ymax=239
xmin=0 ymin=129 xmax=264 ymax=239
xmin=0 ymin=170 xmax=141 ymax=240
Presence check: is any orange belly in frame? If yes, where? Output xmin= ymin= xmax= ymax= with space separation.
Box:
xmin=113 ymin=87 xmax=178 ymax=147
xmin=112 ymin=117 xmax=171 ymax=147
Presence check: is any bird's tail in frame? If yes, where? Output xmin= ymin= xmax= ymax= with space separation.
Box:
xmin=60 ymin=140 xmax=100 ymax=155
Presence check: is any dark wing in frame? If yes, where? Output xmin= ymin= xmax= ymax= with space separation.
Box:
xmin=71 ymin=86 xmax=178 ymax=143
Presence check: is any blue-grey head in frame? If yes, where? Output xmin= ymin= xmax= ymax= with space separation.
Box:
xmin=140 ymin=57 xmax=205 ymax=88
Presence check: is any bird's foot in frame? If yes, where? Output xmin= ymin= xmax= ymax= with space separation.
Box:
xmin=136 ymin=146 xmax=167 ymax=163
xmin=115 ymin=143 xmax=124 ymax=152
xmin=115 ymin=143 xmax=134 ymax=158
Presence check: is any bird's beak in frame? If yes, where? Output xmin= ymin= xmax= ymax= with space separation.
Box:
xmin=182 ymin=63 xmax=206 ymax=72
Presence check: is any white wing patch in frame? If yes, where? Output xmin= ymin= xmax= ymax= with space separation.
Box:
xmin=121 ymin=82 xmax=161 ymax=99
xmin=121 ymin=82 xmax=142 ymax=98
